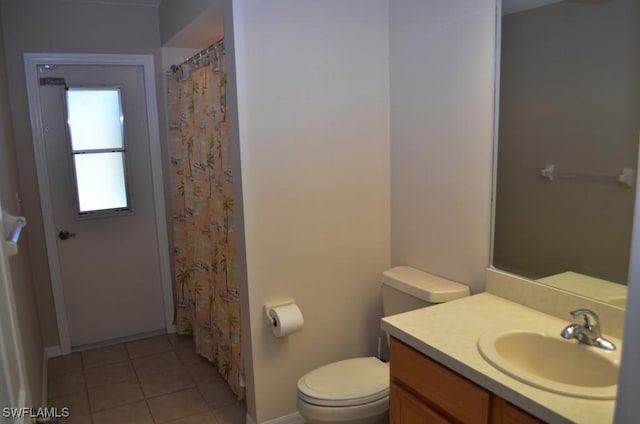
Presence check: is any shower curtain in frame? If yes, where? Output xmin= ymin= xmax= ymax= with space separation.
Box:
xmin=167 ymin=47 xmax=242 ymax=397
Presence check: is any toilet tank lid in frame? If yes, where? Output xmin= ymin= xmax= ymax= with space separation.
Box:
xmin=381 ymin=266 xmax=470 ymax=303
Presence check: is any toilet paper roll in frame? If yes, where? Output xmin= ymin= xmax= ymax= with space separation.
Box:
xmin=269 ymin=303 xmax=304 ymax=337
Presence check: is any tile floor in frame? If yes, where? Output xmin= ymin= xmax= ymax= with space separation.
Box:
xmin=47 ymin=334 xmax=246 ymax=424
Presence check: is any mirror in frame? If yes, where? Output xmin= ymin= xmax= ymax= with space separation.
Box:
xmin=493 ymin=0 xmax=640 ymax=308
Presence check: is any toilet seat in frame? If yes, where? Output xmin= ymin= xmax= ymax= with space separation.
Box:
xmin=297 ymin=357 xmax=389 ymax=407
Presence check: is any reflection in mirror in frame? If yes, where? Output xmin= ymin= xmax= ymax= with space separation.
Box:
xmin=493 ymin=0 xmax=640 ymax=308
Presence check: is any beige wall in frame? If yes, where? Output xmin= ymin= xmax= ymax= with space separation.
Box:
xmin=389 ymin=0 xmax=496 ymax=294
xmin=494 ymin=0 xmax=640 ymax=283
xmin=0 ymin=0 xmax=163 ymax=349
xmin=231 ymin=0 xmax=391 ymax=421
xmin=0 ymin=10 xmax=44 ymax=406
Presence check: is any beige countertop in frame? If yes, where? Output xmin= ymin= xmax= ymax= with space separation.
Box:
xmin=381 ymin=292 xmax=620 ymax=424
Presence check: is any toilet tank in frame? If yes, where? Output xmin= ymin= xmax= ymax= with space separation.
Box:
xmin=381 ymin=266 xmax=470 ymax=317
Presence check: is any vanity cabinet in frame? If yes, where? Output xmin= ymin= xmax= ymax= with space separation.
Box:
xmin=390 ymin=337 xmax=543 ymax=424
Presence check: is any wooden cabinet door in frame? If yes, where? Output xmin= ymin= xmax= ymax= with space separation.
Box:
xmin=390 ymin=337 xmax=491 ymax=424
xmin=391 ymin=383 xmax=452 ymax=424
xmin=491 ymin=397 xmax=544 ymax=424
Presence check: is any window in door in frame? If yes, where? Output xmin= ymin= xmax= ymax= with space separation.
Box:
xmin=66 ymin=87 xmax=131 ymax=216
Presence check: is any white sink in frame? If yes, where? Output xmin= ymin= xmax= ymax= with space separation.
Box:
xmin=477 ymin=330 xmax=620 ymax=399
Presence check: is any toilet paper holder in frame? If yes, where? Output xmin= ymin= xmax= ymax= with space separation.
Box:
xmin=264 ymin=299 xmax=296 ymax=329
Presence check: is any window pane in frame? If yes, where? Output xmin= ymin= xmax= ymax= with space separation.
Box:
xmin=67 ymin=89 xmax=124 ymax=151
xmin=73 ymin=152 xmax=128 ymax=213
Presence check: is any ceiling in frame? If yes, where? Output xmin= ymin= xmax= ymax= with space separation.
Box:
xmin=61 ymin=0 xmax=569 ymax=14
xmin=66 ymin=0 xmax=563 ymax=13
xmin=60 ymin=0 xmax=162 ymax=6
xmin=58 ymin=0 xmax=222 ymax=48
xmin=502 ymin=0 xmax=564 ymax=15
xmin=163 ymin=2 xmax=224 ymax=48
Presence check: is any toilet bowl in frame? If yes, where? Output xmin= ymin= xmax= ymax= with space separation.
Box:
xmin=296 ymin=266 xmax=470 ymax=424
xmin=297 ymin=357 xmax=389 ymax=424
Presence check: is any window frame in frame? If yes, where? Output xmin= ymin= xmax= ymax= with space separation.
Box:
xmin=63 ymin=85 xmax=134 ymax=219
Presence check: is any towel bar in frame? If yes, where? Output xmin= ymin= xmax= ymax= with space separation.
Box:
xmin=3 ymin=211 xmax=26 ymax=256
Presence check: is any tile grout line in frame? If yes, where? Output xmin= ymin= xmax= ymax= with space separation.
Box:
xmin=165 ymin=334 xmax=227 ymax=422
xmin=46 ymin=354 xmax=90 ymax=422
xmin=165 ymin=335 xmax=213 ymax=422
xmin=171 ymin=335 xmax=243 ymax=421
xmin=51 ymin=335 xmax=241 ymax=423
xmin=124 ymin=336 xmax=159 ymax=423
xmin=79 ymin=351 xmax=90 ymax=423
xmin=86 ymin=342 xmax=148 ymax=422
xmin=146 ymin=335 xmax=209 ymax=424
xmin=126 ymin=335 xmax=210 ymax=423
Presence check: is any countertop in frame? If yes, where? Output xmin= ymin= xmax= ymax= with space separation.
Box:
xmin=381 ymin=292 xmax=620 ymax=424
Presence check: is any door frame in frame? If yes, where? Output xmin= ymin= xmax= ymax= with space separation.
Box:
xmin=24 ymin=53 xmax=175 ymax=355
xmin=0 ymin=210 xmax=29 ymax=419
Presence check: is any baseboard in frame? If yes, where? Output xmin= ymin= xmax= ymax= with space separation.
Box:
xmin=44 ymin=345 xmax=62 ymax=358
xmin=41 ymin=349 xmax=49 ymax=406
xmin=72 ymin=329 xmax=167 ymax=352
xmin=248 ymin=412 xmax=304 ymax=424
xmin=42 ymin=345 xmax=61 ymax=405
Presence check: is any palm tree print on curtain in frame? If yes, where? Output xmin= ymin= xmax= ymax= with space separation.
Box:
xmin=167 ymin=48 xmax=242 ymax=397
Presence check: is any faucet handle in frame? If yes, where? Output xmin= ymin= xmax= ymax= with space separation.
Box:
xmin=570 ymin=308 xmax=599 ymax=328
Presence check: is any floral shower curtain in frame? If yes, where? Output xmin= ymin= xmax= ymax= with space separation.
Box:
xmin=167 ymin=46 xmax=242 ymax=397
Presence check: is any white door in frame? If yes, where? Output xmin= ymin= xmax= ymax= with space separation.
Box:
xmin=36 ymin=64 xmax=167 ymax=348
xmin=0 ymin=210 xmax=29 ymax=423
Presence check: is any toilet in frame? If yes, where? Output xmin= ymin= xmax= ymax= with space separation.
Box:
xmin=296 ymin=266 xmax=470 ymax=424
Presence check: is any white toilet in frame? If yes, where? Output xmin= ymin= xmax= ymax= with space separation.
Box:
xmin=296 ymin=266 xmax=470 ymax=424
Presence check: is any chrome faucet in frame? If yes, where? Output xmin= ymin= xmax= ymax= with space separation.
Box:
xmin=560 ymin=309 xmax=616 ymax=350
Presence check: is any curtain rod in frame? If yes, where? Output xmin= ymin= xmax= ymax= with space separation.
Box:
xmin=177 ymin=38 xmax=225 ymax=68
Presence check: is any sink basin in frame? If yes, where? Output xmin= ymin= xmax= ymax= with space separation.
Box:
xmin=478 ymin=330 xmax=619 ymax=399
